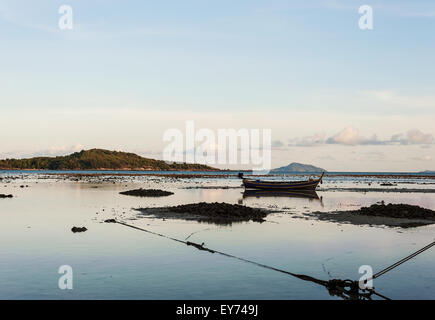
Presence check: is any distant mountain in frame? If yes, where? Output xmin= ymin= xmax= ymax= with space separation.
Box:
xmin=419 ymin=170 xmax=435 ymax=174
xmin=0 ymin=149 xmax=217 ymax=171
xmin=271 ymin=162 xmax=326 ymax=173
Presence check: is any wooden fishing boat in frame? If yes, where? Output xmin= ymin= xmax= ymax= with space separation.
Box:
xmin=240 ymin=172 xmax=324 ymax=190
xmin=243 ymin=189 xmax=320 ymax=200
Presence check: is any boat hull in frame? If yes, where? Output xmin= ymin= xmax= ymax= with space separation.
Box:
xmin=242 ymin=179 xmax=320 ymax=190
xmin=243 ymin=189 xmax=320 ymax=199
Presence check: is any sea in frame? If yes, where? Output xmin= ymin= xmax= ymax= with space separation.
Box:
xmin=0 ymin=170 xmax=434 ymax=299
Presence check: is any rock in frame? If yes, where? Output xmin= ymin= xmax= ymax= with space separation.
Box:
xmin=104 ymin=219 xmax=117 ymax=223
xmin=136 ymin=202 xmax=269 ymax=225
xmin=359 ymin=203 xmax=435 ymax=219
xmin=0 ymin=194 xmax=13 ymax=198
xmin=120 ymin=188 xmax=174 ymax=197
xmin=71 ymin=226 xmax=87 ymax=233
xmin=305 ymin=203 xmax=435 ymax=228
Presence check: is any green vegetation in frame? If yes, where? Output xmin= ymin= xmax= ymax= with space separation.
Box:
xmin=0 ymin=149 xmax=217 ymax=171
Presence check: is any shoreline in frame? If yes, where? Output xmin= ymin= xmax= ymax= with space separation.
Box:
xmin=1 ymin=170 xmax=435 ymax=179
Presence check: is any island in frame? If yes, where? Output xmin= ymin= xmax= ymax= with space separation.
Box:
xmin=0 ymin=149 xmax=218 ymax=171
xmin=271 ymin=162 xmax=326 ymax=173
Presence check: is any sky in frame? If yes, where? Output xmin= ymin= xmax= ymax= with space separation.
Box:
xmin=0 ymin=0 xmax=434 ymax=171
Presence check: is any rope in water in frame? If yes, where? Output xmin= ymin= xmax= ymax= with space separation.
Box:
xmin=372 ymin=240 xmax=435 ymax=280
xmin=115 ymin=221 xmax=186 ymax=245
xmin=106 ymin=219 xmax=434 ymax=296
xmin=107 ymin=219 xmax=328 ymax=286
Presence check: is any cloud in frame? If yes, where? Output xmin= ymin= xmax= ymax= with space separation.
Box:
xmin=0 ymin=144 xmax=86 ymax=159
xmin=287 ymin=132 xmax=326 ymax=147
xmin=391 ymin=130 xmax=434 ymax=145
xmin=34 ymin=144 xmax=86 ymax=157
xmin=286 ymin=127 xmax=434 ymax=147
xmin=316 ymin=155 xmax=335 ymax=161
xmin=272 ymin=140 xmax=285 ymax=148
xmin=326 ymin=127 xmax=382 ymax=146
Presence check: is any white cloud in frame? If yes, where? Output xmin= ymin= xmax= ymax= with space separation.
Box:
xmin=326 ymin=127 xmax=382 ymax=146
xmin=288 ymin=132 xmax=326 ymax=147
xmin=44 ymin=144 xmax=85 ymax=156
xmin=0 ymin=144 xmax=86 ymax=159
xmin=272 ymin=140 xmax=284 ymax=148
xmin=287 ymin=127 xmax=434 ymax=147
xmin=391 ymin=129 xmax=434 ymax=145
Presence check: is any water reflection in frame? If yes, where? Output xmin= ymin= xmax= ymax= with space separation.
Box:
xmin=243 ymin=189 xmax=320 ymax=200
xmin=1 ymin=173 xmax=434 ymax=299
xmin=115 ymin=218 xmax=390 ymax=300
xmin=242 ymin=189 xmax=324 ymax=207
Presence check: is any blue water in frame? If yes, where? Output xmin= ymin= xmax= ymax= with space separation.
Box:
xmin=0 ymin=172 xmax=434 ymax=299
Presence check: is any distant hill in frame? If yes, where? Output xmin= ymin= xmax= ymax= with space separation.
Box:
xmin=271 ymin=162 xmax=326 ymax=173
xmin=0 ymin=149 xmax=217 ymax=171
xmin=419 ymin=170 xmax=435 ymax=174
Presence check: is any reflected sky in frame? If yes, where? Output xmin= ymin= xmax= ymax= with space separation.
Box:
xmin=0 ymin=174 xmax=434 ymax=299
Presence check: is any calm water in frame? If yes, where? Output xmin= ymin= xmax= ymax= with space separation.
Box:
xmin=0 ymin=171 xmax=434 ymax=299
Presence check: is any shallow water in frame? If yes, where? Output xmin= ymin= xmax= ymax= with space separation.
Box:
xmin=0 ymin=172 xmax=434 ymax=299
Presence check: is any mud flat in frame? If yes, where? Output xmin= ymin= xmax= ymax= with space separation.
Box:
xmin=136 ymin=202 xmax=270 ymax=225
xmin=120 ymin=188 xmax=174 ymax=197
xmin=302 ymin=203 xmax=435 ymax=228
xmin=323 ymin=173 xmax=435 ymax=179
xmin=45 ymin=172 xmax=237 ymax=179
xmin=182 ymin=186 xmax=242 ymax=190
xmin=317 ymin=187 xmax=435 ymax=193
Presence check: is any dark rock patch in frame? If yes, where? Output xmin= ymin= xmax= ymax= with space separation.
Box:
xmin=303 ymin=203 xmax=435 ymax=228
xmin=380 ymin=182 xmax=397 ymax=186
xmin=120 ymin=188 xmax=174 ymax=197
xmin=0 ymin=194 xmax=13 ymax=198
xmin=358 ymin=203 xmax=435 ymax=220
xmin=71 ymin=226 xmax=88 ymax=233
xmin=136 ymin=202 xmax=270 ymax=225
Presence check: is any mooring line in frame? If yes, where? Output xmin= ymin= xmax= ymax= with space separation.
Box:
xmin=372 ymin=240 xmax=435 ymax=280
xmin=105 ymin=219 xmax=434 ymax=299
xmin=115 ymin=220 xmax=186 ymax=245
xmin=105 ymin=219 xmax=329 ymax=286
